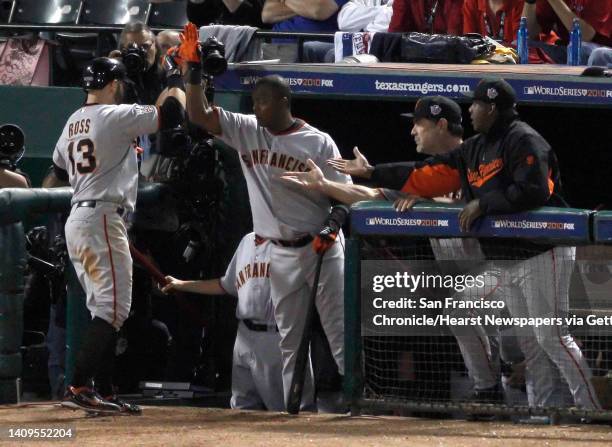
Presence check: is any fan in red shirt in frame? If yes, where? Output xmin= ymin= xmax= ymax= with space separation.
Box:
xmin=389 ymin=0 xmax=464 ymax=35
xmin=521 ymin=0 xmax=611 ymax=64
xmin=535 ymin=0 xmax=611 ymax=47
xmin=463 ymin=0 xmax=525 ymax=45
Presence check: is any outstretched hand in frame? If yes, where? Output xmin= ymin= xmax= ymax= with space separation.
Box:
xmin=161 ymin=275 xmax=184 ymax=294
xmin=178 ymin=22 xmax=201 ymax=63
xmin=280 ymin=159 xmax=325 ymax=191
xmin=327 ymin=146 xmax=373 ymax=178
xmin=393 ymin=194 xmax=426 ymax=212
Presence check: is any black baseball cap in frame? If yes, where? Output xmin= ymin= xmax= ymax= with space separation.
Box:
xmin=465 ymin=78 xmax=517 ymax=110
xmin=400 ymin=96 xmax=462 ymax=125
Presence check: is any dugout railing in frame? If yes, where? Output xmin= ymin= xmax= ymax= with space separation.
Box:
xmin=0 ymin=184 xmax=168 ymax=403
xmin=344 ymin=202 xmax=612 ymax=422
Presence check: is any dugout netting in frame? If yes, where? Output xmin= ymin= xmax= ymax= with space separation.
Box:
xmin=344 ymin=203 xmax=612 ymax=421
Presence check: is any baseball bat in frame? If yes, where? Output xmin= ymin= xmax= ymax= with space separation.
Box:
xmin=129 ymin=243 xmax=168 ymax=286
xmin=286 ymin=252 xmax=325 ymax=415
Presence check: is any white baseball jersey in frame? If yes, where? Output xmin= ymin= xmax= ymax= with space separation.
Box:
xmin=52 ymin=104 xmax=159 ymax=212
xmin=215 ymin=109 xmax=352 ymax=240
xmin=220 ymin=232 xmax=275 ymax=324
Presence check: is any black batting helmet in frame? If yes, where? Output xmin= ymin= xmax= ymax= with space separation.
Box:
xmin=82 ymin=57 xmax=128 ymax=91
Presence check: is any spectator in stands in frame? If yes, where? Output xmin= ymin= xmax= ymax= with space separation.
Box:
xmin=338 ymin=0 xmax=394 ymax=32
xmin=522 ymin=0 xmax=612 ymax=65
xmin=156 ymin=30 xmax=181 ymax=73
xmin=261 ymin=0 xmax=348 ymax=62
xmin=463 ymin=0 xmax=525 ymax=45
xmin=187 ymin=0 xmax=266 ymax=28
xmin=388 ymin=0 xmax=464 ymax=34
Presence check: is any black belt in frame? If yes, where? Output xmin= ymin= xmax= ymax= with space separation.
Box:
xmin=259 ymin=234 xmax=313 ymax=248
xmin=242 ymin=319 xmax=278 ymax=332
xmin=76 ymin=200 xmax=125 ymax=216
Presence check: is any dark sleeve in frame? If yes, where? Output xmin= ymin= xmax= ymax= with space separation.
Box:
xmin=53 ymin=162 xmax=69 ymax=182
xmin=371 ymin=149 xmax=463 ymax=198
xmin=225 ymin=0 xmax=265 ymax=28
xmin=478 ymin=133 xmax=553 ymax=214
xmin=187 ymin=0 xmax=222 ymax=27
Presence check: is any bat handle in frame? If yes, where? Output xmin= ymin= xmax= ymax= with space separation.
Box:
xmin=129 ymin=243 xmax=169 ymax=286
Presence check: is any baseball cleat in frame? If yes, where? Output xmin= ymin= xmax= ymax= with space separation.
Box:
xmin=61 ymin=386 xmax=122 ymax=414
xmin=105 ymin=395 xmax=142 ymax=415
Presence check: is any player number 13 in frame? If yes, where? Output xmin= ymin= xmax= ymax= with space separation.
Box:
xmin=68 ymin=138 xmax=97 ymax=174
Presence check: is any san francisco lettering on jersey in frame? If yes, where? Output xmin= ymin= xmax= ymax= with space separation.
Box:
xmin=241 ymin=149 xmax=307 ymax=172
xmin=236 ymin=261 xmax=271 ymax=291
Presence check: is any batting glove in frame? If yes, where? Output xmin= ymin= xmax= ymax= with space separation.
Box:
xmin=178 ymin=22 xmax=201 ymax=63
xmin=313 ymin=226 xmax=338 ymax=254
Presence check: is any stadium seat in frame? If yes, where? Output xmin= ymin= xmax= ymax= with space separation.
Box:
xmin=80 ymin=0 xmax=149 ymax=25
xmin=148 ymin=0 xmax=188 ymax=29
xmin=9 ymin=0 xmax=81 ymax=24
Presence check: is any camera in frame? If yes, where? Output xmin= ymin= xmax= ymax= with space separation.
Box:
xmin=121 ymin=42 xmax=148 ymax=76
xmin=201 ymin=37 xmax=227 ymax=76
xmin=0 ymin=123 xmax=25 ymax=170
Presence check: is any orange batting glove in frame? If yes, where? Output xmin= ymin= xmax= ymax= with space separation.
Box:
xmin=313 ymin=226 xmax=338 ymax=255
xmin=178 ymin=22 xmax=201 ymax=63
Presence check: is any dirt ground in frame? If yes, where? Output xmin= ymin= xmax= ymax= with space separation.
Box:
xmin=1 ymin=404 xmax=612 ymax=447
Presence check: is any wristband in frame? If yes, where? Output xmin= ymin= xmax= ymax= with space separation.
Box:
xmin=186 ymin=62 xmax=202 ymax=85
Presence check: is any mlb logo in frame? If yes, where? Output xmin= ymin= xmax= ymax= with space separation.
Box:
xmin=367 ymin=218 xmax=376 ymax=225
xmin=493 ymin=221 xmax=501 ymax=228
xmin=524 ymin=87 xmax=535 ymax=95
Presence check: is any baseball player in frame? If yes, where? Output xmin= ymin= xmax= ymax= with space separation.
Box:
xmin=50 ymin=57 xmax=184 ymax=415
xmin=175 ymin=22 xmax=351 ymax=410
xmin=162 ymin=232 xmax=288 ymax=411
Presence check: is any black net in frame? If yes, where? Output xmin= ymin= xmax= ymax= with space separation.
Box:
xmin=357 ymin=236 xmax=612 ymax=413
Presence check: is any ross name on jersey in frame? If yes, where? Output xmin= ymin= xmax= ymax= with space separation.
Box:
xmin=68 ymin=119 xmax=91 ymax=138
xmin=241 ymin=149 xmax=308 ymax=172
xmin=236 ymin=261 xmax=271 ymax=291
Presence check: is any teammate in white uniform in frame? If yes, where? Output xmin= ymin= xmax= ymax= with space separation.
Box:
xmin=176 ymin=22 xmax=351 ymax=410
xmin=51 ymin=57 xmax=183 ymax=415
xmin=162 ymin=232 xmax=286 ymax=411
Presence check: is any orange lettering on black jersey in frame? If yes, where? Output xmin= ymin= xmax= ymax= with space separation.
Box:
xmin=468 ymin=158 xmax=504 ymax=188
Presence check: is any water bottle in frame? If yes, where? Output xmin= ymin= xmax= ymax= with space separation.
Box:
xmin=567 ymin=18 xmax=582 ymax=65
xmin=517 ymin=17 xmax=529 ymax=64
